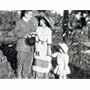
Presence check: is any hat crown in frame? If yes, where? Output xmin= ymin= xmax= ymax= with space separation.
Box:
xmin=59 ymin=43 xmax=68 ymax=53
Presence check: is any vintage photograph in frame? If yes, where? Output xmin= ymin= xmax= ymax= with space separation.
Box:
xmin=0 ymin=10 xmax=89 ymax=79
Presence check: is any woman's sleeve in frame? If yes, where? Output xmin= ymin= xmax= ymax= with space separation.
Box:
xmin=47 ymin=28 xmax=52 ymax=44
xmin=35 ymin=27 xmax=39 ymax=41
xmin=47 ymin=29 xmax=52 ymax=55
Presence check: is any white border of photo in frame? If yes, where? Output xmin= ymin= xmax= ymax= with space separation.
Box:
xmin=0 ymin=0 xmax=90 ymax=90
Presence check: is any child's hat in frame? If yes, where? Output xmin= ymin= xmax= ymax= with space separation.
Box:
xmin=58 ymin=43 xmax=68 ymax=53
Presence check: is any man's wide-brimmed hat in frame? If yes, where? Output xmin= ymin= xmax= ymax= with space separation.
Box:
xmin=58 ymin=43 xmax=69 ymax=53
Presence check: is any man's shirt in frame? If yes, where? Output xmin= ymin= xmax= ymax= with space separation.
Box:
xmin=14 ymin=17 xmax=38 ymax=52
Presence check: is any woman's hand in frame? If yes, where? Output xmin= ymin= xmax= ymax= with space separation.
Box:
xmin=31 ymin=32 xmax=38 ymax=35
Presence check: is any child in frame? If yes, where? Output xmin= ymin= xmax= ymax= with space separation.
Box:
xmin=51 ymin=43 xmax=71 ymax=79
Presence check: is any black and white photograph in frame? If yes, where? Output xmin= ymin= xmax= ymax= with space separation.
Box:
xmin=0 ymin=10 xmax=89 ymax=79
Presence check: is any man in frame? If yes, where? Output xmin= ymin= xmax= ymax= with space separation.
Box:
xmin=14 ymin=10 xmax=38 ymax=79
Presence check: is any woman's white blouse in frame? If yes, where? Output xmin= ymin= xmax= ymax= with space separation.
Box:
xmin=36 ymin=27 xmax=52 ymax=44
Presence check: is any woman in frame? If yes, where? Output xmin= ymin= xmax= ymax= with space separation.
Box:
xmin=33 ymin=17 xmax=52 ymax=79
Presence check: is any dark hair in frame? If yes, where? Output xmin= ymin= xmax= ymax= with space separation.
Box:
xmin=21 ymin=10 xmax=25 ymax=19
xmin=53 ymin=45 xmax=60 ymax=52
xmin=21 ymin=10 xmax=32 ymax=19
xmin=53 ymin=45 xmax=65 ymax=53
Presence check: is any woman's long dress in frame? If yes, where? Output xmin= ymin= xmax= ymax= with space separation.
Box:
xmin=33 ymin=26 xmax=52 ymax=74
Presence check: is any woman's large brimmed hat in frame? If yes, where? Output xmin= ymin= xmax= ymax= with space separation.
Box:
xmin=58 ymin=43 xmax=68 ymax=53
xmin=35 ymin=12 xmax=54 ymax=29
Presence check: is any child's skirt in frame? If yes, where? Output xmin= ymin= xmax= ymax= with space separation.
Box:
xmin=54 ymin=64 xmax=70 ymax=75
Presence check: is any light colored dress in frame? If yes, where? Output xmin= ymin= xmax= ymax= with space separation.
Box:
xmin=52 ymin=52 xmax=71 ymax=75
xmin=33 ymin=26 xmax=52 ymax=73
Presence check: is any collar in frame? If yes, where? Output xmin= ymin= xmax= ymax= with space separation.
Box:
xmin=23 ymin=17 xmax=29 ymax=22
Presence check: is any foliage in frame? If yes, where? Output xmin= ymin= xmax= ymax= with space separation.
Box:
xmin=0 ymin=11 xmax=17 ymax=31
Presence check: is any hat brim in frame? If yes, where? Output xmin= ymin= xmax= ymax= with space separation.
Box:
xmin=35 ymin=14 xmax=54 ymax=29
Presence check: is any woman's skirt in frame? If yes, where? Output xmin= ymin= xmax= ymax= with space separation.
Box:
xmin=33 ymin=55 xmax=52 ymax=73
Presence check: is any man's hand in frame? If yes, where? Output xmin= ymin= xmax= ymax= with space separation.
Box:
xmin=24 ymin=34 xmax=31 ymax=38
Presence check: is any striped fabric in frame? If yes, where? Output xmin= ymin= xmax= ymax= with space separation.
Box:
xmin=33 ymin=55 xmax=52 ymax=73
